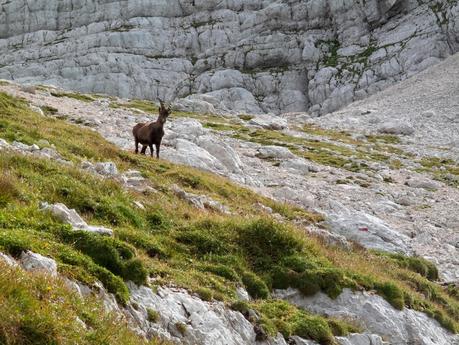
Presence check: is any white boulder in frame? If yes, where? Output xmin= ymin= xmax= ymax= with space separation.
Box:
xmin=40 ymin=202 xmax=113 ymax=236
xmin=248 ymin=114 xmax=288 ymax=130
xmin=19 ymin=251 xmax=58 ymax=277
xmin=257 ymin=146 xmax=295 ymax=159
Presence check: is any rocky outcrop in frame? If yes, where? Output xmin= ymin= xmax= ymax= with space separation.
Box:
xmin=0 ymin=0 xmax=458 ymax=115
xmin=126 ymin=283 xmax=288 ymax=345
xmin=171 ymin=184 xmax=231 ymax=214
xmin=19 ymin=251 xmax=58 ymax=276
xmin=40 ymin=202 xmax=114 ymax=236
xmin=0 ymin=138 xmax=70 ymax=164
xmin=275 ymin=288 xmax=459 ymax=345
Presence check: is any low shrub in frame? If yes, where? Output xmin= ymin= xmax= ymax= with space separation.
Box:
xmin=147 ymin=308 xmax=160 ymax=323
xmin=230 ymin=301 xmax=250 ymax=314
xmin=196 ymin=287 xmax=213 ymax=301
xmin=254 ymin=300 xmax=335 ymax=345
xmin=242 ymin=272 xmax=269 ymax=299
xmin=175 ymin=322 xmax=187 ymax=336
xmin=375 ymin=282 xmax=405 ymax=310
xmin=200 ymin=263 xmax=239 ymax=282
xmin=123 ymin=258 xmax=148 ymax=285
xmin=238 ymin=219 xmax=303 ymax=271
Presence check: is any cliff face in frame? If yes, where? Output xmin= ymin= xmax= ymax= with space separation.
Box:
xmin=0 ymin=0 xmax=458 ymax=115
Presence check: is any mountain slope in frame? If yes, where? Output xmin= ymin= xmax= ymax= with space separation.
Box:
xmin=316 ymin=51 xmax=459 ymax=158
xmin=0 ymin=83 xmax=459 ymax=344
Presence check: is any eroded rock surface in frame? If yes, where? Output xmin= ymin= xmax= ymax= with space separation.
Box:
xmin=275 ymin=288 xmax=459 ymax=345
xmin=0 ymin=0 xmax=458 ymax=115
xmin=19 ymin=251 xmax=58 ymax=277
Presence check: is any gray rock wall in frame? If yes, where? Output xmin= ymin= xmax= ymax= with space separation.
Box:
xmin=0 ymin=0 xmax=458 ymax=115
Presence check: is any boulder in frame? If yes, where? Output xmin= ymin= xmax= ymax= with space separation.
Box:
xmin=40 ymin=202 xmax=113 ymax=236
xmin=378 ymin=122 xmax=415 ymax=136
xmin=20 ymin=251 xmax=58 ymax=276
xmin=336 ymin=334 xmax=389 ymax=345
xmin=174 ymin=97 xmax=217 ymax=114
xmin=257 ymin=146 xmax=295 ymax=160
xmin=0 ymin=252 xmax=18 ymax=267
xmin=273 ymin=186 xmax=316 ymax=209
xmin=325 ymin=203 xmax=411 ymax=254
xmin=280 ymin=158 xmax=317 ymax=174
xmin=248 ymin=114 xmax=288 ymax=130
xmin=82 ymin=161 xmax=118 ymax=176
xmin=171 ymin=184 xmax=230 ymax=214
xmin=94 ymin=162 xmax=118 ymax=176
xmin=405 ymin=177 xmax=441 ymax=191
xmin=0 ymin=138 xmax=10 ymax=149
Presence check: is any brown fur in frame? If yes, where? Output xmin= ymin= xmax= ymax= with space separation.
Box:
xmin=132 ymin=101 xmax=171 ymax=158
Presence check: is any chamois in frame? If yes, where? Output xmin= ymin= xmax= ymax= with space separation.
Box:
xmin=132 ymin=100 xmax=172 ymax=158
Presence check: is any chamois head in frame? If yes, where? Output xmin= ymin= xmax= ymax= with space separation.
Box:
xmin=158 ymin=100 xmax=172 ymax=123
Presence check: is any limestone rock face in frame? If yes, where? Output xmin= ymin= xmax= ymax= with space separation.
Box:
xmin=275 ymin=288 xmax=459 ymax=345
xmin=0 ymin=0 xmax=458 ymax=115
xmin=126 ymin=283 xmax=288 ymax=345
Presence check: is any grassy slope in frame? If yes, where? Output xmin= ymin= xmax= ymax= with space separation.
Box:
xmin=0 ymin=262 xmax=167 ymax=345
xmin=0 ymin=91 xmax=458 ymax=344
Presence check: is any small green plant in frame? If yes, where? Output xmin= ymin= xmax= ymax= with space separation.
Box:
xmin=375 ymin=282 xmax=405 ymax=310
xmin=230 ymin=300 xmax=250 ymax=314
xmin=147 ymin=308 xmax=160 ymax=323
xmin=41 ymin=105 xmax=58 ymax=115
xmin=200 ymin=264 xmax=239 ymax=282
xmin=196 ymin=287 xmax=213 ymax=301
xmin=242 ymin=272 xmax=269 ymax=299
xmin=238 ymin=114 xmax=254 ymax=121
xmin=175 ymin=322 xmax=187 ymax=336
xmin=316 ymin=39 xmax=340 ymax=67
xmin=253 ymin=300 xmax=336 ymax=345
xmin=375 ymin=252 xmax=439 ymax=281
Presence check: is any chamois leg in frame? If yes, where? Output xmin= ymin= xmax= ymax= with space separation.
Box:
xmin=149 ymin=144 xmax=154 ymax=157
xmin=140 ymin=145 xmax=147 ymax=155
xmin=155 ymin=143 xmax=160 ymax=159
xmin=134 ymin=139 xmax=139 ymax=154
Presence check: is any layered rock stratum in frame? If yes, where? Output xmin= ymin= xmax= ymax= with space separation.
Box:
xmin=0 ymin=0 xmax=458 ymax=115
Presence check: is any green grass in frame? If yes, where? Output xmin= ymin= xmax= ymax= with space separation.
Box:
xmin=374 ymin=251 xmax=439 ymax=281
xmin=252 ymin=300 xmax=360 ymax=344
xmin=0 ymin=90 xmax=458 ymax=342
xmin=111 ymin=99 xmax=164 ymax=114
xmin=416 ymin=157 xmax=459 ymax=187
xmin=233 ymin=128 xmax=367 ymax=171
xmin=0 ymin=261 xmax=165 ymax=345
xmin=147 ymin=308 xmax=160 ymax=323
xmin=366 ymin=134 xmax=401 ymax=145
xmin=51 ymin=91 xmax=95 ymax=103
